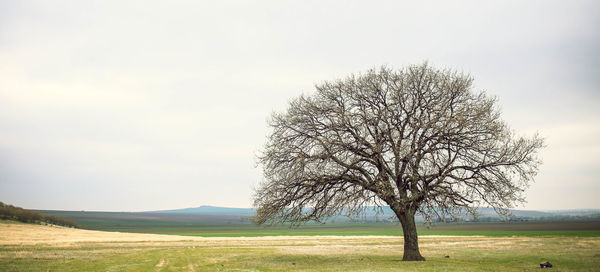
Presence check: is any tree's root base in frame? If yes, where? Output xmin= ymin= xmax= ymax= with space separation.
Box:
xmin=402 ymin=255 xmax=426 ymax=262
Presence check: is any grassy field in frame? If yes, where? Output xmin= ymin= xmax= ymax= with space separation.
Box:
xmin=34 ymin=209 xmax=600 ymax=238
xmin=60 ymin=221 xmax=600 ymax=238
xmin=1 ymin=221 xmax=599 ymax=271
xmin=127 ymin=221 xmax=600 ymax=237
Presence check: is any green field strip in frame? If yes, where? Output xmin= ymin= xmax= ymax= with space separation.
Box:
xmin=128 ymin=229 xmax=600 ymax=238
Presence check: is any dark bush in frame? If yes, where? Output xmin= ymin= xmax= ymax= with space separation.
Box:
xmin=0 ymin=202 xmax=78 ymax=228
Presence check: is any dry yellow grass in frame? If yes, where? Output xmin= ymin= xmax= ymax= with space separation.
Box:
xmin=2 ymin=221 xmax=592 ymax=253
xmin=0 ymin=221 xmax=206 ymax=245
xmin=0 ymin=221 xmax=414 ymax=247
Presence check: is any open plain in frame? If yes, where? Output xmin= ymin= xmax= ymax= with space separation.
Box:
xmin=1 ymin=221 xmax=599 ymax=271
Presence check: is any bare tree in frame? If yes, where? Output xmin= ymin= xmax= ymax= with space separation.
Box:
xmin=253 ymin=63 xmax=544 ymax=261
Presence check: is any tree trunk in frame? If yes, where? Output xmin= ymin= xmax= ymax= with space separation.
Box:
xmin=397 ymin=209 xmax=425 ymax=261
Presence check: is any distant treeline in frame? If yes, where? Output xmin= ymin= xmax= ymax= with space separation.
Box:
xmin=0 ymin=202 xmax=79 ymax=228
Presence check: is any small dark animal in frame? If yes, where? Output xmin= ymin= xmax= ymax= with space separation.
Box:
xmin=444 ymin=256 xmax=450 ymax=258
xmin=540 ymin=261 xmax=553 ymax=268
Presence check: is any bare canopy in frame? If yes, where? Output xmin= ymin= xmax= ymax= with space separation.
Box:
xmin=253 ymin=63 xmax=544 ymax=261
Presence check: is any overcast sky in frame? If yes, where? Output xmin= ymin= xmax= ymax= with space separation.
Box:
xmin=1 ymin=0 xmax=598 ymax=211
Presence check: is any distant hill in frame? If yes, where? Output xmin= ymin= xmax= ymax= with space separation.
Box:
xmin=544 ymin=209 xmax=600 ymax=216
xmin=148 ymin=205 xmax=255 ymax=215
xmin=473 ymin=207 xmax=550 ymax=218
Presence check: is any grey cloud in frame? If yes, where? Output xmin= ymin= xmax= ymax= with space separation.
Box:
xmin=0 ymin=0 xmax=598 ymax=211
